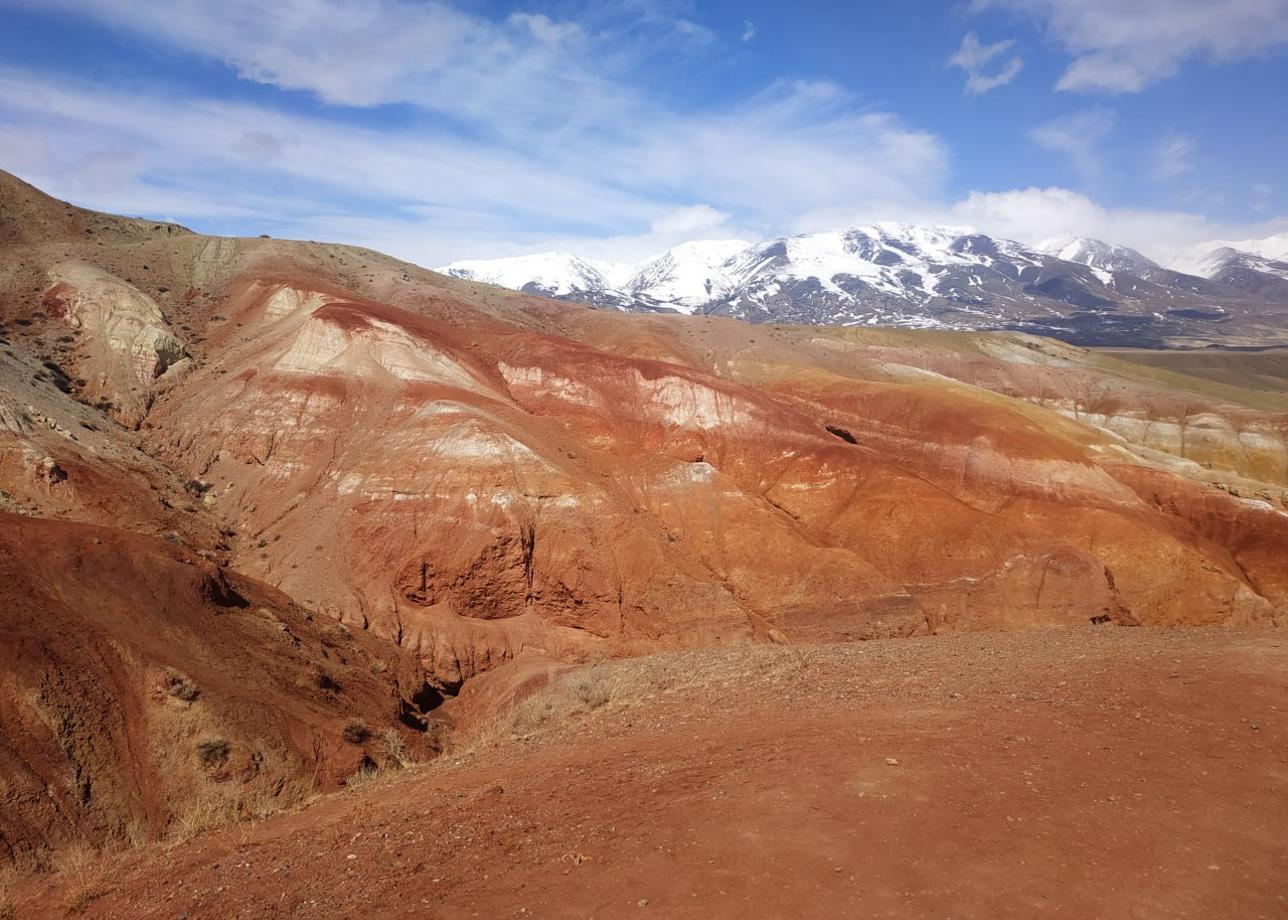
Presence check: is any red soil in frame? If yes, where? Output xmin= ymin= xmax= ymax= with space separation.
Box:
xmin=0 ymin=513 xmax=440 ymax=866
xmin=16 ymin=627 xmax=1286 ymax=920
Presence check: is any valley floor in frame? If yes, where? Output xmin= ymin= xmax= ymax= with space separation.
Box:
xmin=15 ymin=627 xmax=1288 ymax=919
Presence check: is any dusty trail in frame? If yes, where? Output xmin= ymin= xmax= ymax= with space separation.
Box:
xmin=18 ymin=627 xmax=1286 ymax=919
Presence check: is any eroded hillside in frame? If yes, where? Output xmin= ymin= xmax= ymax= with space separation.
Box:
xmin=2 ymin=169 xmax=1286 ymax=865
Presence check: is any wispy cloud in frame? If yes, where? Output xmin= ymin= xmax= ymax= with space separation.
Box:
xmin=741 ymin=20 xmax=756 ymax=42
xmin=1 ymin=0 xmax=1282 ymax=268
xmin=650 ymin=204 xmax=730 ymax=235
xmin=0 ymin=55 xmax=948 ymax=264
xmin=948 ymin=32 xmax=1024 ymax=94
xmin=7 ymin=0 xmax=594 ymax=112
xmin=975 ymin=0 xmax=1288 ymax=93
xmin=1253 ymin=183 xmax=1274 ymax=213
xmin=1028 ymin=108 xmax=1116 ymax=181
xmin=1151 ymin=132 xmax=1197 ymax=181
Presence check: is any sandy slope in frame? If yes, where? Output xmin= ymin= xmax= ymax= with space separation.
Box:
xmin=16 ymin=627 xmax=1285 ymax=920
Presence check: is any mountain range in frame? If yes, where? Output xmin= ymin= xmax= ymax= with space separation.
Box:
xmin=442 ymin=225 xmax=1288 ymax=347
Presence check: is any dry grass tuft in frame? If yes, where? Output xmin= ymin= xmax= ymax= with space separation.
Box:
xmin=0 ymin=864 xmax=15 ymax=920
xmin=51 ymin=844 xmax=115 ymax=914
xmin=168 ymin=773 xmax=315 ymax=845
xmin=344 ymin=764 xmax=384 ymax=791
xmin=378 ymin=729 xmax=411 ymax=769
xmin=458 ymin=662 xmax=623 ymax=753
xmin=170 ymin=795 xmax=239 ymax=844
xmin=342 ymin=719 xmax=372 ymax=745
xmin=162 ymin=668 xmax=200 ymax=703
xmin=341 ymin=729 xmax=419 ymax=792
xmin=194 ymin=736 xmax=230 ymax=768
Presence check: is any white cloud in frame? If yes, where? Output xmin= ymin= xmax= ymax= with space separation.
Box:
xmin=672 ymin=18 xmax=716 ymax=45
xmin=1028 ymin=108 xmax=1116 ymax=180
xmin=947 ymin=32 xmax=1024 ymax=94
xmin=0 ymin=61 xmax=947 ymax=264
xmin=5 ymin=0 xmax=606 ymax=114
xmin=650 ymin=204 xmax=730 ymax=235
xmin=947 ymin=186 xmax=1288 ymax=265
xmin=976 ymin=0 xmax=1288 ymax=93
xmin=741 ymin=20 xmax=755 ymax=42
xmin=1151 ymin=132 xmax=1196 ymax=181
xmin=3 ymin=0 xmax=1281 ymax=271
xmin=1253 ymin=183 xmax=1274 ymax=213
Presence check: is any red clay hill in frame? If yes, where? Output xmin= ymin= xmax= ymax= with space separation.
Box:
xmin=1 ymin=169 xmax=1287 ymax=869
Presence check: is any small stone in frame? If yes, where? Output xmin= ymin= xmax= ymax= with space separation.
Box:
xmin=346 ymin=854 xmax=357 ymax=861
xmin=638 ymin=899 xmax=649 ymax=907
xmin=885 ymin=757 xmax=900 ymax=766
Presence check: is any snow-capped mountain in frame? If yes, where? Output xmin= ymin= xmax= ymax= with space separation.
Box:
xmin=442 ymin=252 xmax=631 ymax=297
xmin=439 ymin=226 xmax=1288 ymax=347
xmin=1197 ymin=231 xmax=1288 ymax=264
xmin=622 ymin=239 xmax=750 ymax=313
xmin=1165 ymin=229 xmax=1288 ymax=306
xmin=1040 ymin=235 xmax=1233 ymax=297
xmin=1195 ymin=248 xmax=1288 ymax=303
xmin=1037 ymin=236 xmax=1159 ymax=279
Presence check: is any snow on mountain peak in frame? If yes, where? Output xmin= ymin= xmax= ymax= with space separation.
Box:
xmin=1036 ymin=237 xmax=1158 ymax=274
xmin=1202 ymin=231 xmax=1288 ymax=264
xmin=440 ymin=251 xmax=625 ymax=296
xmin=624 ymin=239 xmax=751 ymax=312
xmin=436 ymin=222 xmax=1288 ymax=344
xmin=1167 ymin=231 xmax=1288 ymax=279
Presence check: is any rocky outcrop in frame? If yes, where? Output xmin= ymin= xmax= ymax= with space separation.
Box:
xmin=0 ymin=514 xmax=438 ymax=867
xmin=137 ymin=281 xmax=1287 ymax=689
xmin=42 ymin=262 xmax=186 ymax=427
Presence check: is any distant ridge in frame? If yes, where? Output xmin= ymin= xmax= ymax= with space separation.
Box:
xmin=442 ymin=224 xmax=1288 ymax=347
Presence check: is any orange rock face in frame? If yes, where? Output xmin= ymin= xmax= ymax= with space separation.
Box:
xmin=138 ymin=275 xmax=1287 ymax=689
xmin=2 ymin=169 xmax=1287 ymax=862
xmin=2 ymin=172 xmax=1285 ymax=702
xmin=0 ymin=513 xmax=438 ymax=866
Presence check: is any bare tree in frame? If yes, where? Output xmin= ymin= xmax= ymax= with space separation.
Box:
xmin=1068 ymin=378 xmax=1118 ymax=428
xmin=1172 ymin=399 xmax=1205 ymax=461
xmin=1138 ymin=397 xmax=1161 ymax=450
xmin=1272 ymin=412 xmax=1288 ymax=486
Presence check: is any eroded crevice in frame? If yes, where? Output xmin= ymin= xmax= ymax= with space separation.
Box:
xmin=398 ymin=678 xmax=460 ymax=733
xmin=520 ymin=521 xmax=536 ymax=604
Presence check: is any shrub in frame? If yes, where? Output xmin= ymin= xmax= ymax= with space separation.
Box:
xmin=344 ymin=764 xmax=382 ymax=791
xmin=163 ymin=669 xmax=200 ymax=703
xmin=341 ymin=720 xmax=371 ymax=745
xmin=51 ymin=844 xmax=111 ymax=913
xmin=378 ymin=729 xmax=410 ymax=768
xmin=170 ymin=796 xmax=237 ymax=843
xmin=315 ymin=671 xmax=342 ymax=693
xmin=568 ymin=670 xmax=615 ymax=709
xmin=194 ymin=737 xmax=230 ymax=768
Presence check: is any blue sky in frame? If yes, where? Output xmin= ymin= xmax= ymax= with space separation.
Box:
xmin=0 ymin=0 xmax=1285 ymax=266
